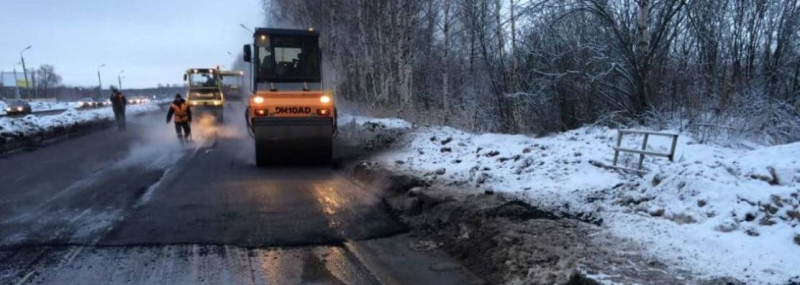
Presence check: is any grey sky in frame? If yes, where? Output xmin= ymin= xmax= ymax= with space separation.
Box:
xmin=0 ymin=0 xmax=264 ymax=89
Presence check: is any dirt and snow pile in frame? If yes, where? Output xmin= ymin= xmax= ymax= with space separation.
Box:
xmin=608 ymin=142 xmax=799 ymax=234
xmin=334 ymin=114 xmax=413 ymax=162
xmin=0 ymin=104 xmax=159 ymax=138
xmin=602 ymin=142 xmax=800 ymax=284
xmin=340 ymin=113 xmax=800 ymax=284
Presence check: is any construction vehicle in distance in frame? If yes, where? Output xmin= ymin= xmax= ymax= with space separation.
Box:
xmin=243 ymin=28 xmax=336 ymax=166
xmin=219 ymin=70 xmax=245 ymax=101
xmin=183 ymin=68 xmax=225 ymax=122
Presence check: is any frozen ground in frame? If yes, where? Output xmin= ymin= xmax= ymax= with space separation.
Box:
xmin=0 ymin=103 xmax=160 ymax=138
xmin=339 ymin=114 xmax=800 ymax=284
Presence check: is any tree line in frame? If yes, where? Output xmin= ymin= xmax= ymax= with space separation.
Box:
xmin=1 ymin=65 xmax=187 ymax=101
xmin=1 ymin=64 xmax=63 ymax=99
xmin=264 ymin=0 xmax=800 ymax=144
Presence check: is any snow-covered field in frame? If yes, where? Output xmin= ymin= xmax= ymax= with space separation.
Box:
xmin=0 ymin=104 xmax=160 ymax=138
xmin=340 ymin=113 xmax=800 ymax=284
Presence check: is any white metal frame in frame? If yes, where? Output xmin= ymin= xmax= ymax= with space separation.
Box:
xmin=612 ymin=129 xmax=679 ymax=170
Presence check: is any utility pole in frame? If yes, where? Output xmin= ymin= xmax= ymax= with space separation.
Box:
xmin=238 ymin=24 xmax=253 ymax=92
xmin=12 ymin=67 xmax=20 ymax=99
xmin=20 ymin=46 xmax=31 ymax=98
xmin=97 ymin=64 xmax=106 ymax=97
xmin=118 ymin=70 xmax=124 ymax=90
xmin=31 ymin=71 xmax=37 ymax=98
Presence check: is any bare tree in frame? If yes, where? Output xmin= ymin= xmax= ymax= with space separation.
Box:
xmin=261 ymin=0 xmax=800 ymax=142
xmin=35 ymin=64 xmax=62 ymax=98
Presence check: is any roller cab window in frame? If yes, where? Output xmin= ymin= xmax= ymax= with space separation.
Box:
xmin=256 ymin=34 xmax=320 ymax=83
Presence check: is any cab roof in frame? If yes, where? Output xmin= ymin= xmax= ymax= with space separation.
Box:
xmin=254 ymin=28 xmax=319 ymax=37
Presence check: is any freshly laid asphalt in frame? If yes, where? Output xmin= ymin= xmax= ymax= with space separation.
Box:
xmin=0 ymin=104 xmax=479 ymax=285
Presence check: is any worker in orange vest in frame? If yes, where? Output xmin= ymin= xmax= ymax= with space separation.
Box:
xmin=166 ymin=93 xmax=192 ymax=142
xmin=109 ymin=87 xmax=127 ymax=131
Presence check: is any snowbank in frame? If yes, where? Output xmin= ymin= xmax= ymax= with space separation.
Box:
xmin=338 ymin=113 xmax=412 ymax=129
xmin=0 ymin=104 xmax=159 ymax=138
xmin=0 ymin=101 xmax=70 ymax=115
xmin=340 ymin=114 xmax=800 ymax=284
xmin=28 ymin=101 xmax=70 ymax=111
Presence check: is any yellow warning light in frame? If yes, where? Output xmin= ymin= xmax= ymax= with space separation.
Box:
xmin=319 ymin=95 xmax=331 ymax=104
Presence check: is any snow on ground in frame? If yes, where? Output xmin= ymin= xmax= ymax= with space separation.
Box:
xmin=338 ymin=113 xmax=412 ymax=129
xmin=0 ymin=100 xmax=75 ymax=115
xmin=340 ymin=114 xmax=800 ymax=284
xmin=0 ymin=104 xmax=159 ymax=138
xmin=28 ymin=101 xmax=70 ymax=111
xmin=0 ymin=100 xmax=71 ymax=115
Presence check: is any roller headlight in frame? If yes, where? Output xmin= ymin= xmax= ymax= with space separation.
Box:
xmin=253 ymin=96 xmax=265 ymax=104
xmin=319 ymin=95 xmax=331 ymax=104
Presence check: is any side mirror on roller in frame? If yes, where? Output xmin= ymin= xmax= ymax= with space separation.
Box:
xmin=243 ymin=45 xmax=252 ymax=63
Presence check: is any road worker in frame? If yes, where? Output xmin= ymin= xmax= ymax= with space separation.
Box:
xmin=166 ymin=93 xmax=192 ymax=143
xmin=109 ymin=86 xmax=127 ymax=131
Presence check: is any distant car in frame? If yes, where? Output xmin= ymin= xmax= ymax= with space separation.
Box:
xmin=101 ymin=99 xmax=112 ymax=107
xmin=77 ymin=98 xmax=98 ymax=108
xmin=4 ymin=100 xmax=33 ymax=115
xmin=128 ymin=96 xmax=150 ymax=104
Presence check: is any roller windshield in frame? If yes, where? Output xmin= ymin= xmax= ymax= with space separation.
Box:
xmin=256 ymin=34 xmax=320 ymax=83
xmin=188 ymin=71 xmax=220 ymax=88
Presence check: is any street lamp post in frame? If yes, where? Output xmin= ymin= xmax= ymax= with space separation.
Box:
xmin=97 ymin=64 xmax=106 ymax=97
xmin=118 ymin=70 xmax=125 ymax=90
xmin=20 ymin=46 xmax=32 ymax=98
xmin=238 ymin=24 xmax=253 ymax=92
xmin=239 ymin=24 xmax=251 ymax=33
xmin=12 ymin=66 xmax=20 ymax=99
xmin=227 ymin=51 xmax=246 ymax=93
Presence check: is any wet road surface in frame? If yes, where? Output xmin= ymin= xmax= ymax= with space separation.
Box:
xmin=0 ymin=105 xmax=479 ymax=284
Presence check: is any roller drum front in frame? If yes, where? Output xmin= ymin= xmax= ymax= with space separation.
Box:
xmin=254 ymin=117 xmax=333 ymax=166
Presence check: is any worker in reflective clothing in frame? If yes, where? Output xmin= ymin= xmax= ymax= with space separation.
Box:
xmin=166 ymin=93 xmax=192 ymax=142
xmin=109 ymin=86 xmax=127 ymax=131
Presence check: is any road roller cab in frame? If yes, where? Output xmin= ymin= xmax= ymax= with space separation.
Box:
xmin=184 ymin=68 xmax=225 ymax=122
xmin=243 ymin=28 xmax=336 ymax=166
xmin=219 ymin=70 xmax=246 ymax=101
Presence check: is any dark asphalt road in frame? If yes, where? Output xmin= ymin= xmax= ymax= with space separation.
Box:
xmin=0 ymin=104 xmax=479 ymax=284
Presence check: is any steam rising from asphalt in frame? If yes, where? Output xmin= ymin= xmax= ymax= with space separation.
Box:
xmin=116 ymin=116 xmax=185 ymax=168
xmin=195 ymin=113 xmax=245 ymax=141
xmin=116 ymin=111 xmax=248 ymax=168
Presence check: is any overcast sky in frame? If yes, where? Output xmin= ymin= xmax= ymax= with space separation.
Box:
xmin=0 ymin=0 xmax=264 ymax=89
